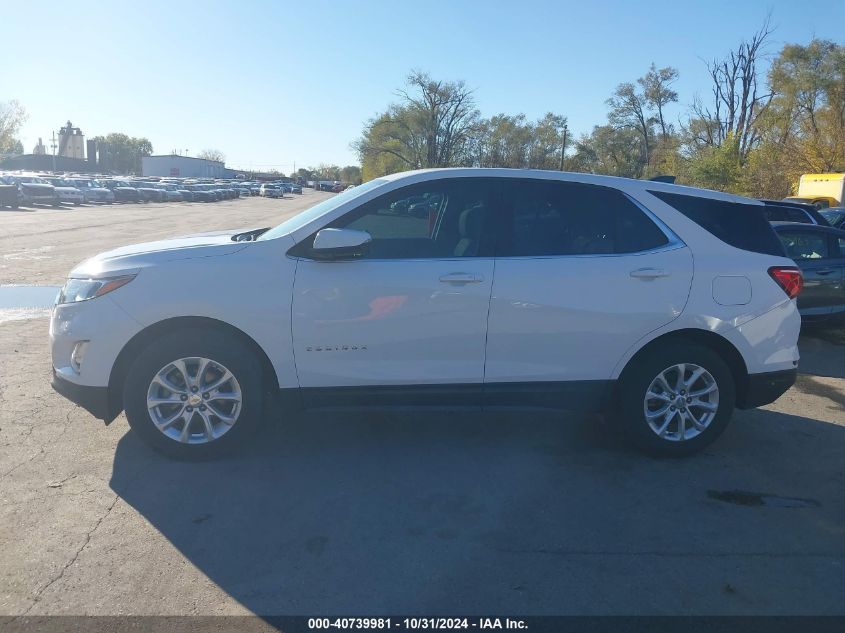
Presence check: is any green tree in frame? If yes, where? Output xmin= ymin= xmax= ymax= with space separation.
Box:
xmin=684 ymin=136 xmax=743 ymax=192
xmin=528 ymin=113 xmax=569 ymax=170
xmin=0 ymin=100 xmax=27 ymax=155
xmin=767 ymin=39 xmax=845 ymax=176
xmin=569 ymin=125 xmax=646 ymax=178
xmin=472 ymin=114 xmax=533 ymax=168
xmin=640 ymin=64 xmax=679 ymax=139
xmin=311 ymin=164 xmax=341 ymax=181
xmin=340 ymin=165 xmax=362 ymax=184
xmin=93 ymin=133 xmax=153 ymax=174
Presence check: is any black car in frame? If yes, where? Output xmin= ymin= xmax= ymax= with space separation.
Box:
xmin=0 ymin=183 xmax=20 ymax=208
xmin=820 ymin=207 xmax=845 ymax=230
xmin=772 ymin=222 xmax=845 ymax=324
xmin=102 ymin=180 xmax=141 ymax=203
xmin=760 ymin=199 xmax=830 ymax=226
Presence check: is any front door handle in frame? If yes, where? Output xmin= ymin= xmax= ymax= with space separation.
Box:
xmin=630 ymin=268 xmax=670 ymax=279
xmin=439 ymin=273 xmax=484 ymax=284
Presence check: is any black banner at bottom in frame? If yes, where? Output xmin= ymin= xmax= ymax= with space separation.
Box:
xmin=2 ymin=616 xmax=845 ymax=633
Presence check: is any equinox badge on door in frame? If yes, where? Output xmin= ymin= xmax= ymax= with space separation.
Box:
xmin=305 ymin=345 xmax=368 ymax=352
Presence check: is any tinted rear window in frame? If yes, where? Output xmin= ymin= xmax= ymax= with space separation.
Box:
xmin=649 ymin=190 xmax=786 ymax=257
xmin=501 ymin=180 xmax=669 ymax=256
xmin=761 ymin=205 xmax=811 ymax=224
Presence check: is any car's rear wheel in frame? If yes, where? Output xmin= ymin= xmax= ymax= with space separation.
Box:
xmin=123 ymin=330 xmax=264 ymax=459
xmin=617 ymin=343 xmax=735 ymax=456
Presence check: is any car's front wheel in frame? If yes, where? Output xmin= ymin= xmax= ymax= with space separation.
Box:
xmin=617 ymin=343 xmax=735 ymax=456
xmin=123 ymin=329 xmax=264 ymax=459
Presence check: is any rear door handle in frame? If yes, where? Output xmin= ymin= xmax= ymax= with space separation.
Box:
xmin=814 ymin=268 xmax=835 ymax=275
xmin=439 ymin=273 xmax=484 ymax=284
xmin=630 ymin=268 xmax=670 ymax=279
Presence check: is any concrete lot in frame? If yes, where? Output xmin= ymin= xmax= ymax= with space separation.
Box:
xmin=1 ymin=194 xmax=844 ymax=616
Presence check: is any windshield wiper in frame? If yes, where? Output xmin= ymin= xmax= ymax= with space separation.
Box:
xmin=231 ymin=227 xmax=271 ymax=242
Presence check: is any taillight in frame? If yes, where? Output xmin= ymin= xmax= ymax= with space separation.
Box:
xmin=768 ymin=266 xmax=803 ymax=299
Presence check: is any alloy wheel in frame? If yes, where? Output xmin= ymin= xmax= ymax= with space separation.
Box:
xmin=146 ymin=357 xmax=242 ymax=444
xmin=643 ymin=363 xmax=719 ymax=441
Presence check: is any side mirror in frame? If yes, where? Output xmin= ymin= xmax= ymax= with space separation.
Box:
xmin=311 ymin=228 xmax=372 ymax=260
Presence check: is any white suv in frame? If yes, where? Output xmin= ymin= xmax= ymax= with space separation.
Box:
xmin=50 ymin=169 xmax=802 ymax=459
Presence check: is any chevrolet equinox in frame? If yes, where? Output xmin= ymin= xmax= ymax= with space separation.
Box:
xmin=51 ymin=169 xmax=802 ymax=459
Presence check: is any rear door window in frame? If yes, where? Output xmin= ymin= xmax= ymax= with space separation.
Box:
xmin=778 ymin=231 xmax=830 ymax=260
xmin=649 ymin=190 xmax=786 ymax=257
xmin=498 ymin=180 xmax=669 ymax=257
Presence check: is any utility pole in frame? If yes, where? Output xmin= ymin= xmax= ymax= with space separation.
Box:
xmin=558 ymin=124 xmax=568 ymax=171
xmin=50 ymin=131 xmax=57 ymax=173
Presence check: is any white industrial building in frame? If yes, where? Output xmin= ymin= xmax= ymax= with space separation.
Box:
xmin=142 ymin=155 xmax=225 ymax=178
xmin=58 ymin=122 xmax=85 ymax=160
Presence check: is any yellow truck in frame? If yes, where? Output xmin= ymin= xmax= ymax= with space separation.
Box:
xmin=785 ymin=173 xmax=845 ymax=208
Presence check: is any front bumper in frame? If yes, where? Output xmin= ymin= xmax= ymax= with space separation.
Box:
xmin=738 ymin=368 xmax=797 ymax=409
xmin=52 ymin=370 xmax=117 ymax=422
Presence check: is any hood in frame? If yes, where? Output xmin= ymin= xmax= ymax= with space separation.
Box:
xmin=54 ymin=186 xmax=81 ymax=193
xmin=70 ymin=230 xmax=252 ymax=277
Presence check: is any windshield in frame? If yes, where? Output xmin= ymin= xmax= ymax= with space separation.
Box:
xmin=19 ymin=176 xmax=49 ymax=184
xmin=259 ymin=178 xmax=388 ymax=241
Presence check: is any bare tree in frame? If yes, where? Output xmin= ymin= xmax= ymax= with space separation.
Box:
xmin=688 ymin=19 xmax=775 ymax=163
xmin=197 ymin=149 xmax=226 ymax=163
xmin=356 ymin=71 xmax=480 ymax=174
xmin=397 ymin=70 xmax=480 ymax=167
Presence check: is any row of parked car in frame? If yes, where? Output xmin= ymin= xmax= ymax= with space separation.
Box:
xmin=0 ymin=172 xmax=308 ymax=208
xmin=754 ymin=199 xmax=845 ymax=325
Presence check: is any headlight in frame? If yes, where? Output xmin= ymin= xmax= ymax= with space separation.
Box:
xmin=58 ymin=274 xmax=136 ymax=304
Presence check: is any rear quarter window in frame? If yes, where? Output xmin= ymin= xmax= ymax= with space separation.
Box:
xmin=649 ymin=190 xmax=786 ymax=257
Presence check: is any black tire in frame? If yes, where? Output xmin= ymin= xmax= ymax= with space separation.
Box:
xmin=123 ymin=329 xmax=265 ymax=460
xmin=616 ymin=343 xmax=736 ymax=457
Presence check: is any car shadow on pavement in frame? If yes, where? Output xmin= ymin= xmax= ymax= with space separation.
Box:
xmin=798 ymin=330 xmax=845 ymax=379
xmin=109 ymin=405 xmax=845 ymax=615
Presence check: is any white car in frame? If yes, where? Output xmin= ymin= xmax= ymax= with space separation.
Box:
xmin=50 ymin=169 xmax=802 ymax=459
xmin=70 ymin=178 xmax=115 ymax=204
xmin=260 ymin=184 xmax=281 ymax=198
xmin=47 ymin=178 xmax=85 ymax=205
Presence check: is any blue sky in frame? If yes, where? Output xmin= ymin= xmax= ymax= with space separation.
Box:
xmin=3 ymin=0 xmax=843 ymax=172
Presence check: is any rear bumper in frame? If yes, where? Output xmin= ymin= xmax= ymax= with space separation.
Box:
xmin=52 ymin=370 xmax=117 ymax=422
xmin=738 ymin=368 xmax=797 ymax=409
